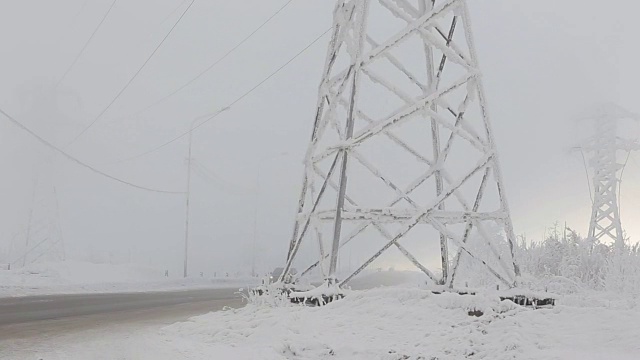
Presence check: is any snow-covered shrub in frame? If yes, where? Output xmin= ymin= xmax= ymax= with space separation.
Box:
xmin=603 ymin=242 xmax=640 ymax=294
xmin=244 ymin=283 xmax=298 ymax=307
xmin=515 ymin=224 xmax=640 ymax=294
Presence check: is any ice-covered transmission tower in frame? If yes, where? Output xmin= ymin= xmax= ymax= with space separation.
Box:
xmin=281 ymin=0 xmax=519 ymax=289
xmin=579 ymin=104 xmax=640 ymax=249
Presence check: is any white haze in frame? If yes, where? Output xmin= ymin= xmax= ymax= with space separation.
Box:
xmin=0 ymin=0 xmax=639 ymax=276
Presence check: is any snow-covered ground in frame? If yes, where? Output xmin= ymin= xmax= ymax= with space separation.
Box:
xmin=3 ymin=269 xmax=640 ymax=359
xmin=156 ymin=286 xmax=640 ymax=360
xmin=0 ymin=261 xmax=259 ymax=297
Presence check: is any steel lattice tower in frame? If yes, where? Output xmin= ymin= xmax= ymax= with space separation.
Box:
xmin=581 ymin=104 xmax=639 ymax=249
xmin=281 ymin=0 xmax=519 ymax=289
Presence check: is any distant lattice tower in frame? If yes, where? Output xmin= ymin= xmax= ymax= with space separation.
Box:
xmin=18 ymin=178 xmax=66 ymax=267
xmin=9 ymin=81 xmax=71 ymax=267
xmin=281 ymin=0 xmax=520 ymax=289
xmin=580 ymin=104 xmax=640 ymax=249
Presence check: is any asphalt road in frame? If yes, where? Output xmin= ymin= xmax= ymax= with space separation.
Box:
xmin=0 ymin=275 xmax=414 ymax=358
xmin=0 ymin=287 xmax=242 ymax=326
xmin=0 ymin=273 xmax=415 ymax=356
xmin=0 ymin=287 xmax=245 ymax=341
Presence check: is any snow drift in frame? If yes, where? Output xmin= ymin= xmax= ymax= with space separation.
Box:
xmin=161 ymin=286 xmax=640 ymax=359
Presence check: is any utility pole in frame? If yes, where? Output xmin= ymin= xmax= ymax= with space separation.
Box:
xmin=23 ymin=178 xmax=38 ymax=267
xmin=53 ymin=186 xmax=66 ymax=261
xmin=183 ymin=120 xmax=197 ymax=278
xmin=251 ymin=169 xmax=259 ymax=278
xmin=183 ymin=108 xmax=229 ymax=278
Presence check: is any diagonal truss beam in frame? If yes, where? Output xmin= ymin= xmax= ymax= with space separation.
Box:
xmin=282 ymin=0 xmax=520 ymax=291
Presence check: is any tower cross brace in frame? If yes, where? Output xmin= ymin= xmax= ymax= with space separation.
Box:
xmin=280 ymin=0 xmax=520 ymax=289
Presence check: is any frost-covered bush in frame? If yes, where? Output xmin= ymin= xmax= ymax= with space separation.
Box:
xmin=244 ymin=283 xmax=298 ymax=307
xmin=515 ymin=224 xmax=640 ymax=294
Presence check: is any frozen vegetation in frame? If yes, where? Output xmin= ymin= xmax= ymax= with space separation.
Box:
xmin=515 ymin=226 xmax=640 ymax=294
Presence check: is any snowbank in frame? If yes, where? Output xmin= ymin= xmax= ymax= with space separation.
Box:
xmin=161 ymin=287 xmax=640 ymax=359
xmin=0 ymin=261 xmax=259 ymax=298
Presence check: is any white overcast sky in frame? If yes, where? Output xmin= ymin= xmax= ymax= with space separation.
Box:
xmin=0 ymin=0 xmax=639 ymax=275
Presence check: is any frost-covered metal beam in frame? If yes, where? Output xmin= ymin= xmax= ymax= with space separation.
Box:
xmin=282 ymin=0 xmax=520 ymax=290
xmin=310 ymin=209 xmax=507 ymax=223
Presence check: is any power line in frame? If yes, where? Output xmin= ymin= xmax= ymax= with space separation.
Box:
xmin=52 ymin=0 xmax=92 ymax=48
xmin=109 ymin=107 xmax=229 ymax=165
xmin=161 ymin=0 xmax=189 ymax=25
xmin=192 ymin=160 xmax=252 ymax=193
xmin=113 ymin=27 xmax=331 ymax=164
xmin=618 ymin=150 xmax=631 ymax=219
xmin=121 ymin=0 xmax=297 ymax=124
xmin=66 ymin=0 xmax=196 ymax=147
xmin=56 ymin=0 xmax=118 ymax=89
xmin=579 ymin=148 xmax=594 ymax=205
xmin=0 ymin=107 xmax=184 ymax=195
xmin=73 ymin=0 xmax=92 ymax=20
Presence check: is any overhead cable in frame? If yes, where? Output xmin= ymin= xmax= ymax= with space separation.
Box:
xmin=114 ymin=27 xmax=331 ymax=164
xmin=122 ymin=0 xmax=297 ymax=123
xmin=579 ymin=148 xmax=593 ymax=205
xmin=160 ymin=0 xmax=190 ymax=25
xmin=618 ymin=150 xmax=631 ymax=219
xmin=66 ymin=0 xmax=196 ymax=146
xmin=56 ymin=0 xmax=118 ymax=89
xmin=0 ymin=107 xmax=184 ymax=195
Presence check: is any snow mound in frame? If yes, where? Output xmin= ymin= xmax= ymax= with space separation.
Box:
xmin=10 ymin=261 xmax=163 ymax=285
xmin=0 ymin=261 xmax=259 ymax=298
xmin=160 ymin=287 xmax=640 ymax=359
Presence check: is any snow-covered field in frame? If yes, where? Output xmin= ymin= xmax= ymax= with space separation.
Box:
xmin=2 ymin=266 xmax=639 ymax=359
xmin=0 ymin=261 xmax=258 ymax=297
xmin=157 ymin=286 xmax=640 ymax=360
xmin=3 ymin=269 xmax=639 ymax=359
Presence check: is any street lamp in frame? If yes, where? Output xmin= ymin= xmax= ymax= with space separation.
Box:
xmin=184 ymin=108 xmax=228 ymax=278
xmin=251 ymin=151 xmax=291 ymax=277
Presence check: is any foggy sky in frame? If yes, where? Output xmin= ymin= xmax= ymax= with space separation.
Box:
xmin=0 ymin=0 xmax=639 ymax=276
